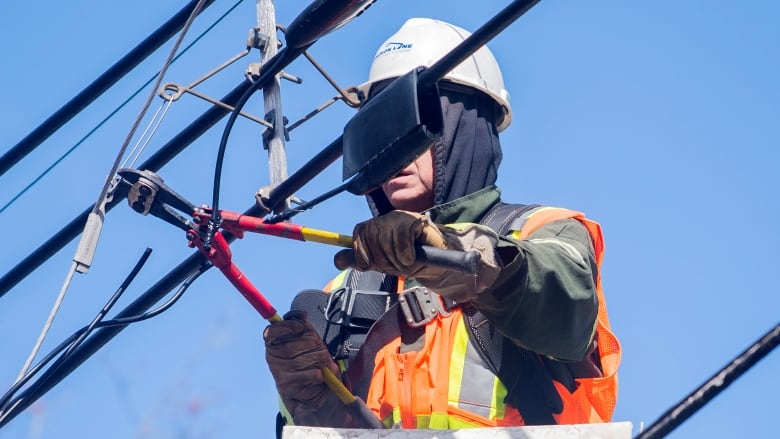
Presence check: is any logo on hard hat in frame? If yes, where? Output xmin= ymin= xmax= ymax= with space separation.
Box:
xmin=375 ymin=41 xmax=413 ymax=59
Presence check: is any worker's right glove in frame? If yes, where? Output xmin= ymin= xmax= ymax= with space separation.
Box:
xmin=346 ymin=210 xmax=448 ymax=277
xmin=264 ymin=310 xmax=352 ymax=427
xmin=336 ymin=210 xmax=505 ymax=303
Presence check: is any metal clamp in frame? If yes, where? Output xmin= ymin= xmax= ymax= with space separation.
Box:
xmin=127 ymin=175 xmax=159 ymax=216
xmin=398 ymin=286 xmax=451 ymax=328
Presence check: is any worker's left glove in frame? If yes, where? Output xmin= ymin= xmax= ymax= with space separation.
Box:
xmin=335 ymin=210 xmax=504 ymax=302
xmin=264 ymin=310 xmax=353 ymax=427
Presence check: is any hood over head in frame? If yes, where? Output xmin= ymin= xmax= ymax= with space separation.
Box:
xmin=367 ymin=87 xmax=503 ymax=216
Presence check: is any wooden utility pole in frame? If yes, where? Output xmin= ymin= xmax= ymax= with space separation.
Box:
xmin=256 ymin=0 xmax=289 ymax=210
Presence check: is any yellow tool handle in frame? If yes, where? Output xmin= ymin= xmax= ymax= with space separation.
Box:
xmin=300 ymin=226 xmax=353 ymax=247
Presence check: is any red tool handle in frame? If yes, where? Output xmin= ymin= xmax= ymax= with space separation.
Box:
xmin=188 ymin=225 xmax=378 ymax=413
xmin=218 ymin=257 xmax=279 ymax=321
xmin=191 ymin=230 xmax=279 ymax=320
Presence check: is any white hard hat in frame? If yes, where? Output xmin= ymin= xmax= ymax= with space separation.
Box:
xmin=359 ymin=18 xmax=512 ymax=131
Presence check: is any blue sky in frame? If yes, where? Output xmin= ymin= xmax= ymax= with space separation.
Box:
xmin=1 ymin=1 xmax=778 ymax=438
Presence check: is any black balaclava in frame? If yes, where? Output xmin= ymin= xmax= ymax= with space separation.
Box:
xmin=367 ymin=86 xmax=503 ymax=216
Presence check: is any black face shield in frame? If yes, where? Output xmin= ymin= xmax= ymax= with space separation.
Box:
xmin=366 ymin=82 xmax=503 ymax=216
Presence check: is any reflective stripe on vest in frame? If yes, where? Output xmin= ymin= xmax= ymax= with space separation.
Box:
xmin=343 ymin=206 xmax=620 ymax=428
xmin=367 ymin=305 xmax=524 ymax=429
xmin=449 ymin=317 xmax=506 ymax=421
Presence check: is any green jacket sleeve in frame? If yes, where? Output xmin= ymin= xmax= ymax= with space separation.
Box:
xmin=473 ymin=218 xmax=599 ymax=361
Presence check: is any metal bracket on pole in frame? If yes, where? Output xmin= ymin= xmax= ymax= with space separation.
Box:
xmin=247 ymin=27 xmax=271 ymax=52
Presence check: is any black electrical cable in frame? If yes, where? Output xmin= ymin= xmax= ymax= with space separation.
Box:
xmin=1 ymin=0 xmax=245 ymax=216
xmin=260 ymin=135 xmax=344 ymax=213
xmin=0 ymin=260 xmax=210 ymax=425
xmin=0 ymin=246 xmax=215 ymax=427
xmin=0 ymin=0 xmax=553 ymax=427
xmin=205 ymin=45 xmax=309 ymax=247
xmin=0 ymin=0 xmax=216 ymax=178
xmin=635 ymin=321 xmax=780 ymax=439
xmin=267 ymin=181 xmax=350 ymax=223
xmin=64 ymin=248 xmax=155 ymax=359
xmin=0 ymin=80 xmax=253 ymax=299
xmin=419 ymin=0 xmax=541 ymax=89
xmin=1 ymin=247 xmax=154 ymax=415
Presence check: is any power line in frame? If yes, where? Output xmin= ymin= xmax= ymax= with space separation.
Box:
xmin=0 ymin=80 xmax=253 ymax=299
xmin=0 ymin=0 xmax=216 ymax=177
xmin=635 ymin=322 xmax=780 ymax=439
xmin=0 ymin=0 xmax=245 ymax=215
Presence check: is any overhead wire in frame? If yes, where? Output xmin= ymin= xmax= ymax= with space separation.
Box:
xmin=1 ymin=248 xmax=153 ymax=414
xmin=0 ymin=254 xmax=211 ymax=426
xmin=0 ymin=97 xmax=173 ymax=217
xmin=0 ymin=0 xmax=246 ymax=215
xmin=0 ymin=0 xmax=774 ymax=434
xmin=0 ymin=250 xmax=215 ymax=426
xmin=0 ymin=80 xmax=254 ymax=299
xmin=0 ymin=0 xmax=218 ymax=178
xmin=635 ymin=321 xmax=780 ymax=439
xmin=10 ymin=0 xmax=211 ymax=395
xmin=120 ymin=97 xmax=176 ymax=171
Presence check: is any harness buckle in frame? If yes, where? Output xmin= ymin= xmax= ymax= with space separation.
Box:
xmin=398 ymin=286 xmax=451 ymax=328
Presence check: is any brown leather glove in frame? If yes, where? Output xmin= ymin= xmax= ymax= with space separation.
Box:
xmin=263 ymin=310 xmax=352 ymax=427
xmin=344 ymin=210 xmax=447 ymax=277
xmin=335 ymin=211 xmax=505 ymax=302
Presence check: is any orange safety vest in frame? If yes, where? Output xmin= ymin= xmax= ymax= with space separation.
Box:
xmin=357 ymin=207 xmax=620 ymax=428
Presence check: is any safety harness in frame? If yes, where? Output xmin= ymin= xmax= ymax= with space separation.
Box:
xmin=284 ymin=202 xmax=592 ymax=429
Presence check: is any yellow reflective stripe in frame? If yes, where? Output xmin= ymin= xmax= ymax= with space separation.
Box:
xmin=446 ymin=416 xmax=476 ymax=429
xmin=490 ymin=378 xmax=507 ymax=420
xmin=417 ymin=413 xmax=473 ymax=430
xmin=428 ymin=412 xmax=448 ymax=429
xmin=443 ymin=222 xmax=472 ymax=231
xmin=324 ymin=269 xmax=350 ymax=292
xmin=387 ymin=407 xmax=401 ymax=428
xmin=278 ymin=394 xmax=293 ymax=425
xmin=448 ymin=318 xmax=469 ymax=408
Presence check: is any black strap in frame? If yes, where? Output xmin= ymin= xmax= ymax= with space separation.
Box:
xmin=344 ymin=301 xmax=406 ymax=400
xmin=478 ymin=202 xmax=539 ymax=235
xmin=275 ymin=412 xmax=286 ymax=439
xmin=289 ymin=270 xmax=396 ymax=362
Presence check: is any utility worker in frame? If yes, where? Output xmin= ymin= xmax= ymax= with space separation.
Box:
xmin=263 ymin=18 xmax=620 ymax=432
